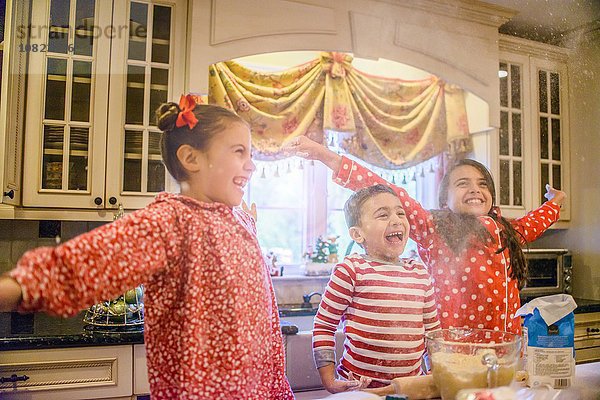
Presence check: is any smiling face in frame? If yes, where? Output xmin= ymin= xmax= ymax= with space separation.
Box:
xmin=350 ymin=192 xmax=410 ymax=263
xmin=187 ymin=121 xmax=255 ymax=207
xmin=444 ymin=164 xmax=493 ymax=216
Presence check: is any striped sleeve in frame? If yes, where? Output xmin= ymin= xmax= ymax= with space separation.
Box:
xmin=312 ymin=260 xmax=356 ymax=368
xmin=421 ymin=267 xmax=441 ymax=332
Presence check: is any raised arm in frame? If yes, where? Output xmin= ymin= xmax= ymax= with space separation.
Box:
xmin=512 ymin=185 xmax=565 ymax=243
xmin=6 ymin=203 xmax=181 ymax=317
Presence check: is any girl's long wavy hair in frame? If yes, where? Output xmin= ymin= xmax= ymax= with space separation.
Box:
xmin=433 ymin=159 xmax=528 ymax=289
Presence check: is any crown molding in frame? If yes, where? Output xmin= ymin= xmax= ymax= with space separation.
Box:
xmin=374 ymin=0 xmax=517 ymax=28
xmin=499 ymin=34 xmax=571 ymax=61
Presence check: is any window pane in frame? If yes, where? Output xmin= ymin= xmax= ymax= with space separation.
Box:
xmin=151 ymin=5 xmax=171 ymax=64
xmin=68 ymin=126 xmax=89 ymax=190
xmin=550 ymin=72 xmax=560 ymax=115
xmin=42 ymin=125 xmax=64 ymax=189
xmin=499 ymin=159 xmax=509 ymax=205
xmin=71 ymin=61 xmax=92 ymax=122
xmin=147 ymin=131 xmax=165 ymax=192
xmin=126 ymin=65 xmax=145 ymax=125
xmin=551 ymin=118 xmax=561 ymax=161
xmin=327 ymin=210 xmax=352 ymax=259
xmin=129 ymin=2 xmax=148 ymax=61
xmin=510 ymin=64 xmax=520 ymax=109
xmin=512 ymin=113 xmax=521 ymax=157
xmin=552 ymin=165 xmax=561 ymax=191
xmin=250 ymin=166 xmax=304 ymax=208
xmin=513 ymin=160 xmax=522 ymax=206
xmin=499 ymin=62 xmax=508 ymax=108
xmin=256 ymin=209 xmax=303 ymax=264
xmin=150 ymin=68 xmax=168 ymax=125
xmin=327 ymin=179 xmax=354 ymax=210
xmin=49 ymin=0 xmax=70 ymax=53
xmin=500 ymin=111 xmax=509 ymax=156
xmin=540 ymin=163 xmax=549 ymax=205
xmin=539 ymin=117 xmax=549 ymax=160
xmin=538 ymin=70 xmax=547 ymax=113
xmin=123 ymin=130 xmax=143 ymax=191
xmin=74 ymin=0 xmax=95 ymax=56
xmin=45 ymin=58 xmax=67 ymax=120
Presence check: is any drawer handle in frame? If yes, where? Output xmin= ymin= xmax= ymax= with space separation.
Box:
xmin=0 ymin=374 xmax=30 ymax=384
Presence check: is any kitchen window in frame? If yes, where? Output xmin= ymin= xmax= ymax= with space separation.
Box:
xmin=246 ymin=150 xmax=424 ymax=265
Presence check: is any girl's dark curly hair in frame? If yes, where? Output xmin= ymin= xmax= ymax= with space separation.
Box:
xmin=433 ymin=158 xmax=528 ymax=289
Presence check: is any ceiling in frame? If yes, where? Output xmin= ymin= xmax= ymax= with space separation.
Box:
xmin=485 ymin=0 xmax=600 ymax=45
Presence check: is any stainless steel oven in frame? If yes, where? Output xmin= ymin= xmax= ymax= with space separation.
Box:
xmin=520 ymin=248 xmax=572 ymax=298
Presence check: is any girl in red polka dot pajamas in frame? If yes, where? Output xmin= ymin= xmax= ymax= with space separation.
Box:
xmin=286 ymin=136 xmax=566 ymax=335
xmin=0 ymin=96 xmax=294 ymax=400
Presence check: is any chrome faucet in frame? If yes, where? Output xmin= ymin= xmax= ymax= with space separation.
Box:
xmin=301 ymin=292 xmax=322 ymax=309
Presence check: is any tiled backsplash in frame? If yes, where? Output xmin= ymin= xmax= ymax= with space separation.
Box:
xmin=0 ymin=219 xmax=331 ymax=332
xmin=0 ymin=220 xmax=108 ymax=275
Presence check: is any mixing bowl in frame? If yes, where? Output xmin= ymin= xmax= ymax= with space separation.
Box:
xmin=425 ymin=328 xmax=522 ymax=400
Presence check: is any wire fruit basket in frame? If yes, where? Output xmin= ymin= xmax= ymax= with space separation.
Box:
xmin=83 ymin=205 xmax=145 ymax=332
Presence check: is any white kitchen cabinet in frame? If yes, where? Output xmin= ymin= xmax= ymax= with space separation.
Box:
xmin=21 ymin=0 xmax=186 ymax=214
xmin=0 ymin=345 xmax=133 ymax=399
xmin=495 ymin=35 xmax=571 ymax=222
xmin=0 ymin=0 xmax=29 ymax=215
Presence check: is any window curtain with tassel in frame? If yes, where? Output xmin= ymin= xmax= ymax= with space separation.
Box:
xmin=208 ymin=52 xmax=471 ymax=169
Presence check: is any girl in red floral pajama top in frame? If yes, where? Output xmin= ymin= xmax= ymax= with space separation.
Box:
xmin=0 ymin=96 xmax=294 ymax=400
xmin=286 ymin=136 xmax=566 ymax=335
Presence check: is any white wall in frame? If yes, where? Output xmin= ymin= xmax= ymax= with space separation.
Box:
xmin=531 ymin=31 xmax=600 ymax=300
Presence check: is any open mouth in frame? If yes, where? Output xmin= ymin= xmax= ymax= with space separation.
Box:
xmin=233 ymin=176 xmax=248 ymax=189
xmin=465 ymin=198 xmax=484 ymax=205
xmin=385 ymin=231 xmax=404 ymax=243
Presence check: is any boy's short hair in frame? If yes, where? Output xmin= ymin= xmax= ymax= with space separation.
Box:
xmin=344 ymin=184 xmax=398 ymax=228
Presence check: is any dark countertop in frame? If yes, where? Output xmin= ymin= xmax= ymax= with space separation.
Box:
xmin=519 ymin=297 xmax=600 ymax=314
xmin=0 ymin=313 xmax=299 ymax=351
xmin=572 ymin=297 xmax=600 ymax=314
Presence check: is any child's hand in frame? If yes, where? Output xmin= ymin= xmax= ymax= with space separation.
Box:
xmin=324 ymin=372 xmax=372 ymax=393
xmin=282 ymin=136 xmax=342 ymax=172
xmin=241 ymin=200 xmax=257 ymax=221
xmin=544 ymin=184 xmax=566 ymax=207
xmin=0 ymin=276 xmax=23 ymax=312
xmin=282 ymin=136 xmax=327 ymax=160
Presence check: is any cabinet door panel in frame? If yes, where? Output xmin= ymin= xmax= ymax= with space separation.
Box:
xmin=23 ymin=0 xmax=111 ymax=208
xmin=105 ymin=0 xmax=185 ymax=210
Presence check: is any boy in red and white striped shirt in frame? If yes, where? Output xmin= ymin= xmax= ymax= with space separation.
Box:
xmin=312 ymin=184 xmax=440 ymax=393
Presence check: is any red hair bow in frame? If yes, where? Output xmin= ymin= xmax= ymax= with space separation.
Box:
xmin=175 ymin=94 xmax=199 ymax=129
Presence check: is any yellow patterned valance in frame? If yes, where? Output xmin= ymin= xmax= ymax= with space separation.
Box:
xmin=208 ymin=52 xmax=471 ymax=169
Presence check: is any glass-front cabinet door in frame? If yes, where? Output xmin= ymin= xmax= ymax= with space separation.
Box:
xmin=105 ymin=0 xmax=184 ymax=209
xmin=22 ymin=0 xmax=185 ymax=210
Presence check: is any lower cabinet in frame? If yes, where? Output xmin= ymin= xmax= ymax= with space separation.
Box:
xmin=0 ymin=345 xmax=150 ymax=400
xmin=574 ymin=312 xmax=600 ymax=364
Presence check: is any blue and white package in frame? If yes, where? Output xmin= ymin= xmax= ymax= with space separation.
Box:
xmin=515 ymin=294 xmax=577 ymax=389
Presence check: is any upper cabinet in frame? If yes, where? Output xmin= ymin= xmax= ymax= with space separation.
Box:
xmin=22 ymin=0 xmax=186 ymax=211
xmin=495 ymin=35 xmax=571 ymax=222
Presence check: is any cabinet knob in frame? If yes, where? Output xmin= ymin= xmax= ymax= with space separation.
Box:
xmin=94 ymin=197 xmax=103 ymax=206
xmin=0 ymin=374 xmax=29 ymax=384
xmin=3 ymin=189 xmax=14 ymax=199
xmin=108 ymin=196 xmax=118 ymax=205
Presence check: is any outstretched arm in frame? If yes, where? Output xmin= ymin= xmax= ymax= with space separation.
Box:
xmin=512 ymin=185 xmax=565 ymax=243
xmin=286 ymin=136 xmax=436 ymax=246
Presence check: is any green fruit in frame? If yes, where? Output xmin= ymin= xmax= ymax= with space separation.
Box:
xmin=110 ymin=300 xmax=127 ymax=315
xmin=124 ymin=287 xmax=143 ymax=304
